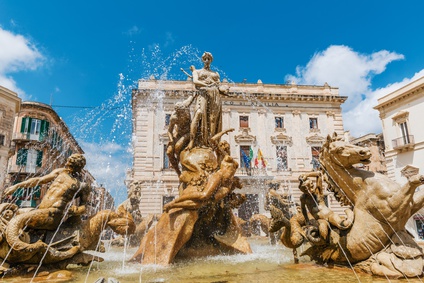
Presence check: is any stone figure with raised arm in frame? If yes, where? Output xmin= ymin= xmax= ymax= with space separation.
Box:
xmin=187 ymin=52 xmax=230 ymax=149
xmin=2 ymin=154 xmax=91 ymax=262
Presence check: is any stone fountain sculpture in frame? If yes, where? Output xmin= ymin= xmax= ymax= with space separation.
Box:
xmin=270 ymin=133 xmax=424 ymax=278
xmin=131 ymin=52 xmax=252 ymax=265
xmin=0 ymin=154 xmax=135 ymax=276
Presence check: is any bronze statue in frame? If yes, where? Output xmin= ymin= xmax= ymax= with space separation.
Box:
xmin=132 ymin=53 xmax=251 ymax=265
xmin=187 ymin=52 xmax=230 ymax=149
xmin=270 ymin=133 xmax=424 ymax=277
xmin=0 ymin=154 xmax=136 ymax=275
xmin=166 ymin=99 xmax=193 ymax=176
xmin=3 ymin=154 xmax=91 ymax=262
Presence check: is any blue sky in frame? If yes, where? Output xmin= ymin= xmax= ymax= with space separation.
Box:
xmin=1 ymin=1 xmax=424 ymax=203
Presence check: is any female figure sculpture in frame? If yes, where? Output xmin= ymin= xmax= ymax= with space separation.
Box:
xmin=187 ymin=52 xmax=230 ymax=149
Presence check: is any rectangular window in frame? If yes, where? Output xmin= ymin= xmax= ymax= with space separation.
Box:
xmin=39 ymin=120 xmax=50 ymax=141
xmin=239 ymin=116 xmax=249 ymax=128
xmin=240 ymin=145 xmax=251 ymax=169
xmin=309 ymin=118 xmax=318 ymax=129
xmin=275 ymin=117 xmax=284 ymax=129
xmin=26 ymin=149 xmax=38 ymax=173
xmin=311 ymin=146 xmax=321 ymax=170
xmin=163 ymin=145 xmax=170 ymax=169
xmin=276 ymin=145 xmax=288 ymax=171
xmin=29 ymin=119 xmax=41 ymax=140
xmin=165 ymin=114 xmax=171 ymax=126
xmin=16 ymin=148 xmax=28 ymax=166
xmin=0 ymin=134 xmax=4 ymax=146
xmin=400 ymin=122 xmax=410 ymax=144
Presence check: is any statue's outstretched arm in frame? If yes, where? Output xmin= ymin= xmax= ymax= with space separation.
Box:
xmin=4 ymin=169 xmax=62 ymax=195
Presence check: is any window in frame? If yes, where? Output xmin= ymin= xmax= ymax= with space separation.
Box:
xmin=0 ymin=134 xmax=4 ymax=146
xmin=276 ymin=146 xmax=288 ymax=171
xmin=20 ymin=117 xmax=49 ymax=141
xmin=16 ymin=148 xmax=28 ymax=166
xmin=309 ymin=118 xmax=318 ymax=129
xmin=163 ymin=145 xmax=170 ymax=169
xmin=13 ymin=185 xmax=40 ymax=208
xmin=50 ymin=130 xmax=63 ymax=151
xmin=275 ymin=117 xmax=284 ymax=129
xmin=16 ymin=148 xmax=42 ymax=171
xmin=239 ymin=116 xmax=249 ymax=128
xmin=165 ymin=114 xmax=171 ymax=126
xmin=240 ymin=146 xmax=251 ymax=169
xmin=400 ymin=122 xmax=410 ymax=144
xmin=311 ymin=146 xmax=321 ymax=170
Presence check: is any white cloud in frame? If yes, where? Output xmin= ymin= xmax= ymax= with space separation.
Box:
xmin=79 ymin=140 xmax=132 ymax=205
xmin=124 ymin=25 xmax=141 ymax=36
xmin=285 ymin=45 xmax=407 ymax=137
xmin=343 ymin=69 xmax=424 ymax=137
xmin=0 ymin=27 xmax=44 ymax=98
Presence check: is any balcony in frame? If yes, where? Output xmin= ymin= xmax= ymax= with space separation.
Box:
xmin=392 ymin=135 xmax=415 ymax=151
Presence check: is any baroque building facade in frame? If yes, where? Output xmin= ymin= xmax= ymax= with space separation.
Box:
xmin=0 ymin=86 xmax=21 ymax=189
xmin=130 ymin=78 xmax=349 ymax=220
xmin=4 ymin=101 xmax=97 ymax=209
xmin=374 ymin=76 xmax=424 ymax=240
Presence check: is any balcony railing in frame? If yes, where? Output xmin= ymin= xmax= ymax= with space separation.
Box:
xmin=392 ymin=135 xmax=415 ymax=150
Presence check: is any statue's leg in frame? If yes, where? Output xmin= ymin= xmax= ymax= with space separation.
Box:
xmin=166 ymin=144 xmax=181 ymax=175
xmin=187 ymin=110 xmax=202 ymax=149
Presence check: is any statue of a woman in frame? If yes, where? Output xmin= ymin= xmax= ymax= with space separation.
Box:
xmin=187 ymin=52 xmax=229 ymax=149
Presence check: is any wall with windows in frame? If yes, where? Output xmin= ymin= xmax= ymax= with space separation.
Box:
xmin=131 ymin=79 xmax=348 ymax=216
xmin=375 ymin=76 xmax=424 ymax=240
xmin=5 ymin=101 xmax=87 ymax=208
xmin=0 ymin=86 xmax=21 ymax=189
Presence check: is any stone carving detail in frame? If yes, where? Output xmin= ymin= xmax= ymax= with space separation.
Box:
xmin=305 ymin=133 xmax=325 ymax=145
xmin=270 ymin=133 xmax=292 ymax=146
xmin=235 ymin=128 xmax=256 ymax=144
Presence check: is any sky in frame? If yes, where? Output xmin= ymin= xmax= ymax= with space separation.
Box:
xmin=1 ymin=0 xmax=424 ymax=204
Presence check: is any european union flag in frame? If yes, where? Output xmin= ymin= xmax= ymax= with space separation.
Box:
xmin=241 ymin=150 xmax=251 ymax=169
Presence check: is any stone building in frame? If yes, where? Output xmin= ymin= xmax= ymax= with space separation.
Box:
xmin=349 ymin=133 xmax=387 ymax=174
xmin=86 ymin=185 xmax=115 ymax=217
xmin=129 ymin=78 xmax=349 ymax=220
xmin=4 ymin=101 xmax=94 ymax=208
xmin=0 ymin=86 xmax=21 ymax=189
xmin=374 ymin=76 xmax=424 ymax=240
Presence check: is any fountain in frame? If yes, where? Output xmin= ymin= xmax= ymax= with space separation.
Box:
xmin=1 ymin=50 xmax=424 ymax=282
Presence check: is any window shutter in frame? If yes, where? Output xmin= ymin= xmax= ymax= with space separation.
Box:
xmin=39 ymin=120 xmax=50 ymax=141
xmin=20 ymin=117 xmax=27 ymax=133
xmin=26 ymin=118 xmax=32 ymax=138
xmin=16 ymin=148 xmax=28 ymax=165
xmin=36 ymin=150 xmax=43 ymax=167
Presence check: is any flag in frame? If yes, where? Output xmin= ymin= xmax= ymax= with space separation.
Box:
xmin=241 ymin=150 xmax=251 ymax=168
xmin=249 ymin=147 xmax=254 ymax=160
xmin=256 ymin=149 xmax=262 ymax=168
xmin=257 ymin=149 xmax=267 ymax=168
